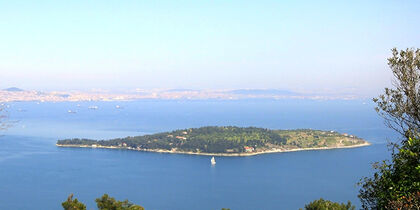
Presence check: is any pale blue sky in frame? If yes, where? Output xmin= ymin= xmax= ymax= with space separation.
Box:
xmin=1 ymin=0 xmax=419 ymax=96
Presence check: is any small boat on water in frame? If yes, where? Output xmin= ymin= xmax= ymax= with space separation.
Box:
xmin=68 ymin=110 xmax=76 ymax=114
xmin=211 ymin=156 xmax=216 ymax=165
xmin=88 ymin=105 xmax=98 ymax=110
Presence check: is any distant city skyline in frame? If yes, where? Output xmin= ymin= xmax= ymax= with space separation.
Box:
xmin=1 ymin=0 xmax=420 ymax=97
xmin=0 ymin=87 xmax=366 ymax=102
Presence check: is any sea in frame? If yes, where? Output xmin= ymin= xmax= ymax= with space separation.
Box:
xmin=0 ymin=99 xmax=398 ymax=210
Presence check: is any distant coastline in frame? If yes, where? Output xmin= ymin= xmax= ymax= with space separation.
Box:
xmin=56 ymin=142 xmax=370 ymax=156
xmin=0 ymin=87 xmax=360 ymax=102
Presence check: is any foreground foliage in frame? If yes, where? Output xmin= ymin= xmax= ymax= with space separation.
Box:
xmin=302 ymin=198 xmax=355 ymax=210
xmin=96 ymin=194 xmax=144 ymax=210
xmin=358 ymin=137 xmax=420 ymax=209
xmin=359 ymin=48 xmax=420 ymax=209
xmin=57 ymin=126 xmax=366 ymax=154
xmin=386 ymin=191 xmax=420 ymax=210
xmin=62 ymin=194 xmax=86 ymax=210
xmin=373 ymin=48 xmax=420 ymax=140
xmin=62 ymin=194 xmax=144 ymax=210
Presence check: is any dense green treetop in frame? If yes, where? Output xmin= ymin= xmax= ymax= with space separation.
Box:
xmin=359 ymin=137 xmax=420 ymax=209
xmin=57 ymin=126 xmax=367 ymax=154
xmin=302 ymin=198 xmax=355 ymax=210
xmin=96 ymin=194 xmax=144 ymax=210
xmin=62 ymin=194 xmax=144 ymax=210
xmin=62 ymin=194 xmax=86 ymax=210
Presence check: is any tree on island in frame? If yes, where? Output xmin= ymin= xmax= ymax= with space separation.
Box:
xmin=358 ymin=48 xmax=420 ymax=209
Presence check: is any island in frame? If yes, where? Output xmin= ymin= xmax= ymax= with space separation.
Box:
xmin=56 ymin=126 xmax=370 ymax=156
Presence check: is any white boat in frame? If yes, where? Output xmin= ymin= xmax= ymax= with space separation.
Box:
xmin=211 ymin=156 xmax=216 ymax=165
xmin=88 ymin=106 xmax=98 ymax=110
xmin=68 ymin=110 xmax=76 ymax=114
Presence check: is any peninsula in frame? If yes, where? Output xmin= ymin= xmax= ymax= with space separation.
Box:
xmin=56 ymin=126 xmax=370 ymax=156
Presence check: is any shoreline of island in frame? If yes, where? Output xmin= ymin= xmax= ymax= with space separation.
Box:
xmin=56 ymin=141 xmax=371 ymax=157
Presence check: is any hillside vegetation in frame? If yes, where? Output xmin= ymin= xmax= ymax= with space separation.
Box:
xmin=57 ymin=126 xmax=367 ymax=154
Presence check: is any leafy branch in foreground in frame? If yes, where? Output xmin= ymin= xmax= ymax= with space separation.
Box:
xmin=373 ymin=48 xmax=420 ymax=140
xmin=358 ymin=137 xmax=420 ymax=209
xmin=359 ymin=48 xmax=420 ymax=209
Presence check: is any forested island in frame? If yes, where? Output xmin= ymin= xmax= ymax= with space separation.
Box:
xmin=56 ymin=126 xmax=369 ymax=156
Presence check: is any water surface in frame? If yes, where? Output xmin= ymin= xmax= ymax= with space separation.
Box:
xmin=0 ymin=99 xmax=396 ymax=209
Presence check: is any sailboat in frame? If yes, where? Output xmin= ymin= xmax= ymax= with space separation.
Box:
xmin=211 ymin=156 xmax=216 ymax=165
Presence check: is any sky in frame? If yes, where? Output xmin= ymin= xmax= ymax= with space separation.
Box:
xmin=1 ymin=0 xmax=419 ymax=96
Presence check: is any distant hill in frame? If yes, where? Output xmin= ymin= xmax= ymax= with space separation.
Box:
xmin=228 ymin=89 xmax=299 ymax=96
xmin=165 ymin=88 xmax=197 ymax=92
xmin=3 ymin=87 xmax=24 ymax=92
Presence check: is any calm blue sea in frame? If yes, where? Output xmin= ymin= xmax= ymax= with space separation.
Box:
xmin=0 ymin=99 xmax=398 ymax=210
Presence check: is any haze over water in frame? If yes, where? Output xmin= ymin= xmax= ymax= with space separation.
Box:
xmin=0 ymin=99 xmax=397 ymax=209
xmin=1 ymin=0 xmax=419 ymax=209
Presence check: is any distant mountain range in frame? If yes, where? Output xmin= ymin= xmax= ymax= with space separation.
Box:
xmin=165 ymin=88 xmax=197 ymax=92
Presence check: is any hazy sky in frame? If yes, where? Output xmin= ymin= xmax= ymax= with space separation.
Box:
xmin=1 ymin=0 xmax=419 ymax=96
